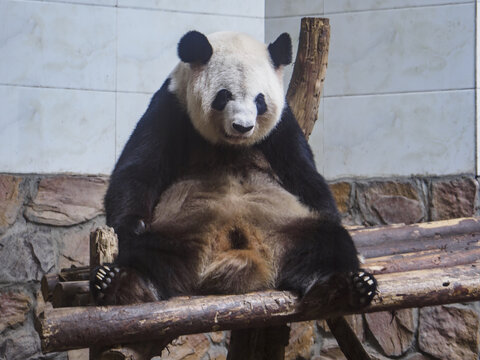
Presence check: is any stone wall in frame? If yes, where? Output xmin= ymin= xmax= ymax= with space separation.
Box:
xmin=0 ymin=173 xmax=479 ymax=359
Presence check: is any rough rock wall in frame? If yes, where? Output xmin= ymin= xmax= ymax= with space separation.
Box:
xmin=0 ymin=173 xmax=479 ymax=360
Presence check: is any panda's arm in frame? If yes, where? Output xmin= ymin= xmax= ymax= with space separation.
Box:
xmin=258 ymin=104 xmax=341 ymax=222
xmin=105 ymin=80 xmax=188 ymax=240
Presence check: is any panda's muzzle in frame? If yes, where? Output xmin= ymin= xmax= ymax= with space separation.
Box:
xmin=232 ymin=123 xmax=254 ymax=134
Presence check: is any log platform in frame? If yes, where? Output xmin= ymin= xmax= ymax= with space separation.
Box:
xmin=35 ymin=217 xmax=480 ymax=358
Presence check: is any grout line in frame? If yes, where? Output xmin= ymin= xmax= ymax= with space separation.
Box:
xmin=12 ymin=0 xmax=115 ymax=9
xmin=16 ymin=0 xmax=263 ymax=18
xmin=111 ymin=5 xmax=263 ymax=19
xmin=476 ymin=0 xmax=479 ymax=176
xmin=114 ymin=4 xmax=118 ymax=162
xmin=324 ymin=1 xmax=473 ymax=16
xmin=265 ymin=1 xmax=473 ymax=19
xmin=0 ymin=83 xmax=474 ymax=99
xmin=0 ymin=82 xmax=116 ymax=93
xmin=0 ymin=83 xmax=155 ymax=95
xmin=323 ymin=88 xmax=474 ymax=99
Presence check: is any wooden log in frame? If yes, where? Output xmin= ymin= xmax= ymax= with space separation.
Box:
xmin=36 ymin=261 xmax=480 ymax=353
xmin=326 ymin=317 xmax=372 ymax=360
xmin=52 ymin=281 xmax=90 ymax=308
xmin=227 ymin=326 xmax=290 ymax=360
xmin=286 ymin=17 xmax=330 ymax=140
xmin=353 ymin=217 xmax=480 ymax=249
xmin=88 ymin=226 xmax=169 ymax=359
xmin=41 ymin=266 xmax=90 ymax=302
xmin=368 ymin=262 xmax=480 ymax=312
xmin=89 ymin=226 xmax=118 ymax=268
xmin=89 ymin=226 xmax=119 ymax=360
xmin=41 ymin=274 xmax=59 ymax=302
xmin=365 ymin=246 xmax=480 ymax=275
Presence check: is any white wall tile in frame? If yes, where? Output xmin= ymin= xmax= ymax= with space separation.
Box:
xmin=0 ymin=1 xmax=116 ymax=91
xmin=320 ymin=90 xmax=475 ymax=179
xmin=325 ymin=3 xmax=475 ymax=96
xmin=265 ymin=0 xmax=324 ymax=18
xmin=115 ymin=92 xmax=153 ymax=159
xmin=36 ymin=0 xmax=117 ymax=6
xmin=117 ymin=8 xmax=264 ymax=93
xmin=118 ymin=0 xmax=264 ymax=18
xmin=0 ymin=85 xmax=116 ymax=174
xmin=325 ymin=0 xmax=473 ymax=14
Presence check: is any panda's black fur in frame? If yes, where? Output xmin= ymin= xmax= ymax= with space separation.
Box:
xmin=92 ymin=31 xmax=376 ymax=310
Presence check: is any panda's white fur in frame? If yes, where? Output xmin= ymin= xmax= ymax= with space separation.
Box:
xmin=169 ymin=32 xmax=285 ymax=146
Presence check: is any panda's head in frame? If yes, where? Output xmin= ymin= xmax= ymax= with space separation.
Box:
xmin=169 ymin=31 xmax=292 ymax=146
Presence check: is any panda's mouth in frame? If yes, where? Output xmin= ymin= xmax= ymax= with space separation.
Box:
xmin=223 ymin=131 xmax=252 ymax=144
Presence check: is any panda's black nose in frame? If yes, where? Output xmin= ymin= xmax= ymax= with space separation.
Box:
xmin=232 ymin=123 xmax=254 ymax=134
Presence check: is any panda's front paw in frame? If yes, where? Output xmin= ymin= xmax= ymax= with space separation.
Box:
xmin=350 ymin=270 xmax=377 ymax=308
xmin=91 ymin=264 xmax=121 ymax=303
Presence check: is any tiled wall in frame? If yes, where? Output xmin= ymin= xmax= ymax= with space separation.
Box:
xmin=0 ymin=0 xmax=264 ymax=174
xmin=0 ymin=0 xmax=477 ymax=180
xmin=266 ymin=0 xmax=476 ymax=179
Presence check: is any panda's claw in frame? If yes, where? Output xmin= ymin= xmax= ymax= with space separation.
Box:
xmin=92 ymin=264 xmax=121 ymax=302
xmin=350 ymin=270 xmax=377 ymax=308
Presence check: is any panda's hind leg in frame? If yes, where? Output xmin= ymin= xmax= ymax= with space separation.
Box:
xmin=277 ymin=218 xmax=377 ymax=308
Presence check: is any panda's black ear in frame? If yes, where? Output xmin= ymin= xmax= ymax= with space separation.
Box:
xmin=178 ymin=31 xmax=213 ymax=65
xmin=268 ymin=33 xmax=292 ymax=68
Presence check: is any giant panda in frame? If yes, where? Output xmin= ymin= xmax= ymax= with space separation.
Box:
xmin=91 ymin=30 xmax=377 ymax=309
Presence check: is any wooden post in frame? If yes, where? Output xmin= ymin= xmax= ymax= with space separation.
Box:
xmin=227 ymin=326 xmax=290 ymax=360
xmin=89 ymin=227 xmax=119 ymax=360
xmin=88 ymin=227 xmax=171 ymax=359
xmin=326 ymin=317 xmax=372 ymax=360
xmin=286 ymin=17 xmax=330 ymax=140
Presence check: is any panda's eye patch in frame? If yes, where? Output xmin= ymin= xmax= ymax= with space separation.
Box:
xmin=212 ymin=89 xmax=233 ymax=111
xmin=255 ymin=93 xmax=267 ymax=115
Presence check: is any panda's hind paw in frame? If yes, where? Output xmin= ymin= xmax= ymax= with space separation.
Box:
xmin=91 ymin=264 xmax=121 ymax=302
xmin=350 ymin=270 xmax=377 ymax=308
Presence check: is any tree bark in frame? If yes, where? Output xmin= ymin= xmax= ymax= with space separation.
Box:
xmin=52 ymin=281 xmax=90 ymax=308
xmin=41 ymin=266 xmax=90 ymax=302
xmin=326 ymin=317 xmax=372 ymax=360
xmin=286 ymin=17 xmax=330 ymax=140
xmin=89 ymin=226 xmax=119 ymax=360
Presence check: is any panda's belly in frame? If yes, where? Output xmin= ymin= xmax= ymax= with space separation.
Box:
xmin=151 ymin=170 xmax=312 ymax=239
xmin=150 ymin=170 xmax=314 ymax=293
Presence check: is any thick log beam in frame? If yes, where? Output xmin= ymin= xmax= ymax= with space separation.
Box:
xmin=36 ymin=261 xmax=480 ymax=353
xmin=353 ymin=217 xmax=480 ymax=258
